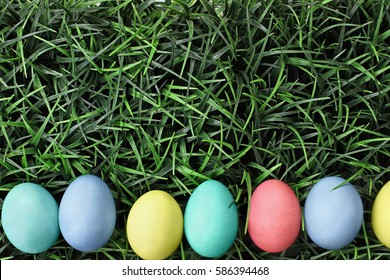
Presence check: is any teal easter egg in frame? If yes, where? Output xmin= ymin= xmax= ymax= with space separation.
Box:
xmin=184 ymin=180 xmax=238 ymax=257
xmin=1 ymin=183 xmax=60 ymax=254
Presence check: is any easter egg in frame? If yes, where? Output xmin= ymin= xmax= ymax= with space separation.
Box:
xmin=304 ymin=176 xmax=363 ymax=250
xmin=248 ymin=179 xmax=301 ymax=253
xmin=127 ymin=190 xmax=183 ymax=260
xmin=1 ymin=183 xmax=60 ymax=254
xmin=372 ymin=180 xmax=390 ymax=248
xmin=59 ymin=175 xmax=116 ymax=251
xmin=184 ymin=180 xmax=238 ymax=258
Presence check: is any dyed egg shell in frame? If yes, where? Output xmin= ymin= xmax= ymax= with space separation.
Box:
xmin=1 ymin=183 xmax=60 ymax=254
xmin=248 ymin=179 xmax=301 ymax=253
xmin=59 ymin=175 xmax=116 ymax=251
xmin=372 ymin=180 xmax=390 ymax=248
xmin=304 ymin=176 xmax=363 ymax=250
xmin=127 ymin=190 xmax=183 ymax=260
xmin=184 ymin=180 xmax=238 ymax=258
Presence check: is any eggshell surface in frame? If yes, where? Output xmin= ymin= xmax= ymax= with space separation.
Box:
xmin=372 ymin=180 xmax=390 ymax=248
xmin=304 ymin=176 xmax=363 ymax=250
xmin=127 ymin=190 xmax=183 ymax=260
xmin=59 ymin=175 xmax=116 ymax=251
xmin=184 ymin=180 xmax=238 ymax=258
xmin=1 ymin=183 xmax=60 ymax=254
xmin=248 ymin=179 xmax=301 ymax=252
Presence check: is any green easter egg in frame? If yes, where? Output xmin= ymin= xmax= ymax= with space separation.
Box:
xmin=1 ymin=183 xmax=60 ymax=254
xmin=184 ymin=180 xmax=238 ymax=257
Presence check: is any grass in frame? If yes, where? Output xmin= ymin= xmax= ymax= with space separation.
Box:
xmin=0 ymin=0 xmax=389 ymax=260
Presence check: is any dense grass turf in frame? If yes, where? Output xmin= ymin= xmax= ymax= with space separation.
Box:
xmin=0 ymin=0 xmax=389 ymax=260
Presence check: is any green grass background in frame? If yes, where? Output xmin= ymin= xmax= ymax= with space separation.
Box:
xmin=0 ymin=0 xmax=389 ymax=260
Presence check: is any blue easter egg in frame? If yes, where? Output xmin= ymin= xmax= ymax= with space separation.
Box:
xmin=59 ymin=175 xmax=116 ymax=251
xmin=304 ymin=176 xmax=363 ymax=250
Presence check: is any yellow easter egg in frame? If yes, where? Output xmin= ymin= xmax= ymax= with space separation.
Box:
xmin=126 ymin=190 xmax=183 ymax=259
xmin=372 ymin=180 xmax=390 ymax=248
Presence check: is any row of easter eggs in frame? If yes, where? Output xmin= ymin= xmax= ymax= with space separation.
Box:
xmin=1 ymin=174 xmax=390 ymax=258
